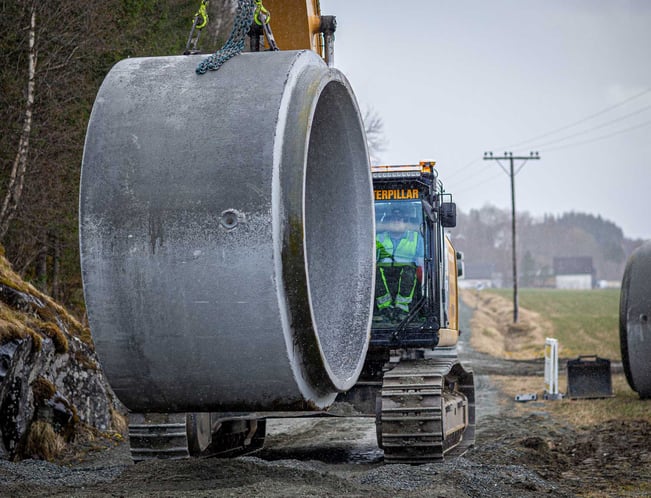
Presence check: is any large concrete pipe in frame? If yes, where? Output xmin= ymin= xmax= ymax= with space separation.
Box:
xmin=620 ymin=241 xmax=651 ymax=398
xmin=80 ymin=51 xmax=375 ymax=412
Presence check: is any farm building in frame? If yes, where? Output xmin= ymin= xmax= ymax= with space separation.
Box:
xmin=553 ymin=256 xmax=595 ymax=289
xmin=459 ymin=262 xmax=503 ymax=289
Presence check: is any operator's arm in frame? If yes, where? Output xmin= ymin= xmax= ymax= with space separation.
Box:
xmin=376 ymin=235 xmax=392 ymax=262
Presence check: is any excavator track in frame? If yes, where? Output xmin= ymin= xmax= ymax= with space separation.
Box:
xmin=128 ymin=412 xmax=266 ymax=462
xmin=128 ymin=413 xmax=190 ymax=462
xmin=378 ymin=358 xmax=475 ymax=463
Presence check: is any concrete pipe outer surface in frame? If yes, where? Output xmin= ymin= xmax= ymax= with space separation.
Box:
xmin=619 ymin=241 xmax=651 ymax=398
xmin=79 ymin=51 xmax=375 ymax=412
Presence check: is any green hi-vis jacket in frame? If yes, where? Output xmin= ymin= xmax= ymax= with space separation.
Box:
xmin=376 ymin=231 xmax=419 ymax=264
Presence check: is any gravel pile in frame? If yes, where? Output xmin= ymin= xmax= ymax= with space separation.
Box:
xmin=0 ymin=458 xmax=127 ymax=491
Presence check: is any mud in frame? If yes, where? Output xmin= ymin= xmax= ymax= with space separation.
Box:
xmin=0 ymin=302 xmax=647 ymax=497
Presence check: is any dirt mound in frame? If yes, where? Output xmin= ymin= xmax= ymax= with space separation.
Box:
xmin=0 ymin=246 xmax=124 ymax=461
xmin=555 ymin=419 xmax=651 ymax=491
xmin=471 ymin=413 xmax=651 ymax=496
xmin=460 ymin=290 xmax=554 ymax=359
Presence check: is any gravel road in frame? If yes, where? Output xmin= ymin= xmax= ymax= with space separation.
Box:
xmin=1 ymin=303 xmax=648 ymax=497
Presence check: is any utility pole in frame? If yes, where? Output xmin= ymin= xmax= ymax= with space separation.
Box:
xmin=483 ymin=151 xmax=540 ymax=323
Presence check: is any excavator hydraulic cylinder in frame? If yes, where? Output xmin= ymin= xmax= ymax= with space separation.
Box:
xmin=80 ymin=51 xmax=374 ymax=412
xmin=620 ymin=241 xmax=651 ymax=398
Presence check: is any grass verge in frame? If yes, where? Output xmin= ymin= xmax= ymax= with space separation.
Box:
xmin=480 ymin=288 xmax=621 ymax=360
xmin=493 ymin=373 xmax=650 ymax=426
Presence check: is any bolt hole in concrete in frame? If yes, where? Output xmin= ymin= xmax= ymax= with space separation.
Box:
xmin=220 ymin=209 xmax=240 ymax=230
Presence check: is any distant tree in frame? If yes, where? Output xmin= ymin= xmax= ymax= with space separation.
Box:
xmin=0 ymin=1 xmax=36 ymax=240
xmin=557 ymin=212 xmax=625 ymax=264
xmin=363 ymin=107 xmax=387 ymax=164
xmin=520 ymin=250 xmax=536 ymax=287
xmin=0 ymin=0 xmax=131 ymax=303
xmin=0 ymin=0 xmax=198 ymax=312
xmin=452 ymin=204 xmax=635 ymax=286
xmin=453 ymin=206 xmax=511 ymax=283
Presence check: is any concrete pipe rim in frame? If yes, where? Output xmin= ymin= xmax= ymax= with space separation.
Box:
xmin=275 ymin=53 xmax=375 ymax=398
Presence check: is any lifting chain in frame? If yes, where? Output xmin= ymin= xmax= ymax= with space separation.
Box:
xmin=196 ymin=0 xmax=256 ymax=74
xmin=184 ymin=0 xmax=209 ymax=55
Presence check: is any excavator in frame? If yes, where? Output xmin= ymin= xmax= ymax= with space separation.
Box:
xmin=339 ymin=162 xmax=475 ymax=462
xmin=79 ymin=0 xmax=475 ymax=463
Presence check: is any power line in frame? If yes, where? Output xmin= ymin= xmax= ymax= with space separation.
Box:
xmin=501 ymin=85 xmax=651 ymax=150
xmin=449 ymin=168 xmax=503 ymax=195
xmin=445 ymin=157 xmax=482 ymax=181
xmin=542 ymin=117 xmax=651 ymax=152
xmin=527 ymin=103 xmax=651 ymax=150
xmin=446 ymin=164 xmax=490 ymax=188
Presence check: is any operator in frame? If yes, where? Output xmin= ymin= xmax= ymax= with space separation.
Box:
xmin=375 ymin=205 xmax=424 ymax=319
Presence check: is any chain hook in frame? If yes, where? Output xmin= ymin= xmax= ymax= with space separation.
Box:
xmin=254 ymin=0 xmax=271 ymax=25
xmin=196 ymin=0 xmax=209 ymax=30
xmin=184 ymin=0 xmax=210 ymax=54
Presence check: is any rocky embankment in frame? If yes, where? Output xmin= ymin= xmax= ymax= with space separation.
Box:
xmin=0 ymin=247 xmax=123 ymax=461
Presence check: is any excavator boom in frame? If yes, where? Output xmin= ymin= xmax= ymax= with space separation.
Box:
xmin=261 ymin=0 xmax=322 ymax=52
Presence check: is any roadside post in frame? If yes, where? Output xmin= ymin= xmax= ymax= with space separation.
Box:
xmin=544 ymin=338 xmax=563 ymax=400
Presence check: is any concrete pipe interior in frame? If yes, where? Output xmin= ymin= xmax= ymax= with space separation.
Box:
xmin=79 ymin=51 xmax=374 ymax=412
xmin=304 ymin=80 xmax=374 ymax=387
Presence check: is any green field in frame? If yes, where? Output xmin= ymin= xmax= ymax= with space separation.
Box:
xmin=487 ymin=288 xmax=621 ymax=360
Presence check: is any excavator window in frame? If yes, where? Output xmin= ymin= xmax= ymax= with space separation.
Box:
xmin=373 ymin=199 xmax=426 ymax=327
xmin=374 ymin=200 xmax=424 ymax=262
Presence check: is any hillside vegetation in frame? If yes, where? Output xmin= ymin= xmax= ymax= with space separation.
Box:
xmin=0 ymin=0 xmax=233 ymax=315
xmin=451 ymin=206 xmax=644 ymax=285
xmin=0 ymin=244 xmax=122 ymax=460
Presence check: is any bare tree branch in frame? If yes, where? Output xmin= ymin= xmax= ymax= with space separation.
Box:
xmin=363 ymin=107 xmax=387 ymax=165
xmin=0 ymin=2 xmax=37 ymax=240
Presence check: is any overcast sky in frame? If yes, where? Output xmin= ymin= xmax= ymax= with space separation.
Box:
xmin=320 ymin=0 xmax=651 ymax=240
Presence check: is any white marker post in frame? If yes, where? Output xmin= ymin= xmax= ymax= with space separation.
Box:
xmin=544 ymin=338 xmax=562 ymax=400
